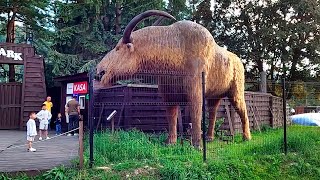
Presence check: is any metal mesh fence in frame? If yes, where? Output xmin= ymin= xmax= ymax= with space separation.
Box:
xmin=90 ymin=70 xmax=204 ymax=165
xmin=87 ymin=70 xmax=320 ymax=170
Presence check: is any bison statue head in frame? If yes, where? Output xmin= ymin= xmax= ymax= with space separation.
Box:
xmin=96 ymin=10 xmax=176 ymax=86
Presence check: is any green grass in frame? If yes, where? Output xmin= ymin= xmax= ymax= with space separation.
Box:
xmin=2 ymin=125 xmax=320 ymax=180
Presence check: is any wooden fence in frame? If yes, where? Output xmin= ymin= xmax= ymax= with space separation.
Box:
xmin=217 ymin=91 xmax=283 ymax=135
xmin=0 ymin=83 xmax=22 ymax=129
xmin=93 ymin=84 xmax=283 ymax=135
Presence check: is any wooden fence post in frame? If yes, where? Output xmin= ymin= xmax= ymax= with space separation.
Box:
xmin=79 ymin=120 xmax=84 ymax=169
xmin=111 ymin=117 xmax=114 ymax=134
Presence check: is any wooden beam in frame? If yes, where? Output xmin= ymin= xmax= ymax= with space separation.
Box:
xmin=224 ymin=104 xmax=234 ymax=136
xmin=250 ymin=106 xmax=261 ymax=132
xmin=96 ymin=104 xmax=104 ymax=131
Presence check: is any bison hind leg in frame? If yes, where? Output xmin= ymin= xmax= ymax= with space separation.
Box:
xmin=165 ymin=105 xmax=179 ymax=144
xmin=229 ymin=92 xmax=252 ymax=141
xmin=206 ymin=98 xmax=221 ymax=142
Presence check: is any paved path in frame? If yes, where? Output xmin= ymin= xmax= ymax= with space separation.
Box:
xmin=0 ymin=130 xmax=78 ymax=172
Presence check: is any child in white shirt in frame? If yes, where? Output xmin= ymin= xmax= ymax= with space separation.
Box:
xmin=37 ymin=104 xmax=52 ymax=140
xmin=27 ymin=112 xmax=37 ymax=152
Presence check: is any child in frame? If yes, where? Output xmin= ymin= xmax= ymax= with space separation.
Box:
xmin=55 ymin=113 xmax=62 ymax=135
xmin=27 ymin=112 xmax=37 ymax=152
xmin=37 ymin=104 xmax=52 ymax=140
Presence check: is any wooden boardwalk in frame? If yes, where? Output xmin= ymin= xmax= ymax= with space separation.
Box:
xmin=0 ymin=130 xmax=78 ymax=172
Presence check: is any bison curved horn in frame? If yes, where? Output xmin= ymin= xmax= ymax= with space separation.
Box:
xmin=122 ymin=10 xmax=176 ymax=44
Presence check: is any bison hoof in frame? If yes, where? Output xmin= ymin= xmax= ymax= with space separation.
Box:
xmin=206 ymin=136 xmax=214 ymax=142
xmin=193 ymin=144 xmax=202 ymax=151
xmin=242 ymin=133 xmax=252 ymax=141
xmin=165 ymin=136 xmax=177 ymax=145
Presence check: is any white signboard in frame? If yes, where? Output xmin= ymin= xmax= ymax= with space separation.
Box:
xmin=66 ymin=83 xmax=74 ymax=94
xmin=79 ymin=95 xmax=86 ymax=109
xmin=0 ymin=47 xmax=23 ymax=61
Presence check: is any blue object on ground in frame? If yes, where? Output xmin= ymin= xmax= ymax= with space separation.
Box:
xmin=290 ymin=113 xmax=320 ymax=126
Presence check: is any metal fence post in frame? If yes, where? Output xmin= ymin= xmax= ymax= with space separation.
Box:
xmin=79 ymin=120 xmax=84 ymax=169
xmin=282 ymin=78 xmax=287 ymax=155
xmin=88 ymin=68 xmax=94 ymax=168
xmin=201 ymin=72 xmax=207 ymax=162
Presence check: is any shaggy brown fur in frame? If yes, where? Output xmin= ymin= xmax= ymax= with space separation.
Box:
xmin=97 ymin=12 xmax=251 ymax=147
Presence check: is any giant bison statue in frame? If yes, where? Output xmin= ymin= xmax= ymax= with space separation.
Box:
xmin=96 ymin=10 xmax=251 ymax=148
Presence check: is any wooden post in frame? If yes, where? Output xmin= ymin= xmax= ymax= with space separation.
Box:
xmin=79 ymin=120 xmax=84 ymax=169
xmin=260 ymin=71 xmax=267 ymax=93
xmin=111 ymin=117 xmax=114 ymax=134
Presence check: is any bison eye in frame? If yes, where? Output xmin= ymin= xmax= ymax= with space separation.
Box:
xmin=95 ymin=70 xmax=105 ymax=81
xmin=99 ymin=70 xmax=105 ymax=76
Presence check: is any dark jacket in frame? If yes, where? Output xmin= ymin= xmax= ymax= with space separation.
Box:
xmin=55 ymin=117 xmax=62 ymax=125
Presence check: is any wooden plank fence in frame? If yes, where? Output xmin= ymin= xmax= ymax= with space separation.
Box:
xmin=93 ymin=85 xmax=283 ymax=134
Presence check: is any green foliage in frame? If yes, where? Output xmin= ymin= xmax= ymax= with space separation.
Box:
xmin=89 ymin=126 xmax=320 ymax=179
xmin=0 ymin=65 xmax=24 ymax=83
xmin=0 ymin=0 xmax=51 ymax=34
xmin=1 ymin=0 xmax=320 ymax=92
xmin=211 ymin=0 xmax=320 ymax=91
xmin=0 ymin=173 xmax=11 ymax=180
xmin=1 ymin=126 xmax=320 ymax=179
xmin=41 ymin=166 xmax=68 ymax=180
xmin=0 ymin=173 xmax=29 ymax=180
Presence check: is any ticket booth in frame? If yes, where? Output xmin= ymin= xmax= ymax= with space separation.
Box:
xmin=54 ymin=73 xmax=89 ymax=131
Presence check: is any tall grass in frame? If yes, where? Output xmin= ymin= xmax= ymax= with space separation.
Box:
xmin=91 ymin=129 xmax=201 ymax=165
xmin=3 ymin=125 xmax=320 ymax=179
xmin=84 ymin=125 xmax=320 ymax=179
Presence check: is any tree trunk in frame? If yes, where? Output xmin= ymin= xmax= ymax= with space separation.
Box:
xmin=6 ymin=13 xmax=16 ymax=82
xmin=115 ymin=2 xmax=122 ymax=35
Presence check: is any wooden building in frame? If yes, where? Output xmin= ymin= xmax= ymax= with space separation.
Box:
xmin=295 ymin=106 xmax=320 ymax=114
xmin=54 ymin=72 xmax=89 ymax=131
xmin=0 ymin=43 xmax=46 ymax=129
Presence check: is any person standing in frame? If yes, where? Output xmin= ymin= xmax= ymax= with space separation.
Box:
xmin=37 ymin=104 xmax=52 ymax=140
xmin=26 ymin=112 xmax=37 ymax=152
xmin=55 ymin=113 xmax=62 ymax=135
xmin=43 ymin=96 xmax=53 ymax=130
xmin=66 ymin=96 xmax=80 ymax=136
xmin=65 ymin=98 xmax=72 ymax=132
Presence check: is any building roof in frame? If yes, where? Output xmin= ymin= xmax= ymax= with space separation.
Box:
xmin=54 ymin=72 xmax=88 ymax=82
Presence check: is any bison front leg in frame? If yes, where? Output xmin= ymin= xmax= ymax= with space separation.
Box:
xmin=229 ymin=93 xmax=252 ymax=140
xmin=188 ymin=87 xmax=202 ymax=149
xmin=165 ymin=105 xmax=178 ymax=144
xmin=206 ymin=99 xmax=221 ymax=142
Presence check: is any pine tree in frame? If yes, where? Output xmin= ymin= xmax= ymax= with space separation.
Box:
xmin=45 ymin=0 xmax=167 ymax=77
xmin=0 ymin=0 xmax=50 ymax=82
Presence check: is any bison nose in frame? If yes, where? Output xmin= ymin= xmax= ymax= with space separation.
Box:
xmin=95 ymin=70 xmax=105 ymax=81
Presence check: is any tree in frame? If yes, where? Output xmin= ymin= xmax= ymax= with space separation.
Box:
xmin=44 ymin=0 xmax=167 ymax=79
xmin=193 ymin=0 xmax=213 ymax=29
xmin=0 ymin=0 xmax=50 ymax=82
xmin=211 ymin=0 xmax=320 ymax=97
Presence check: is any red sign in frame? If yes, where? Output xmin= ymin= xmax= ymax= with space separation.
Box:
xmin=73 ymin=81 xmax=88 ymax=94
